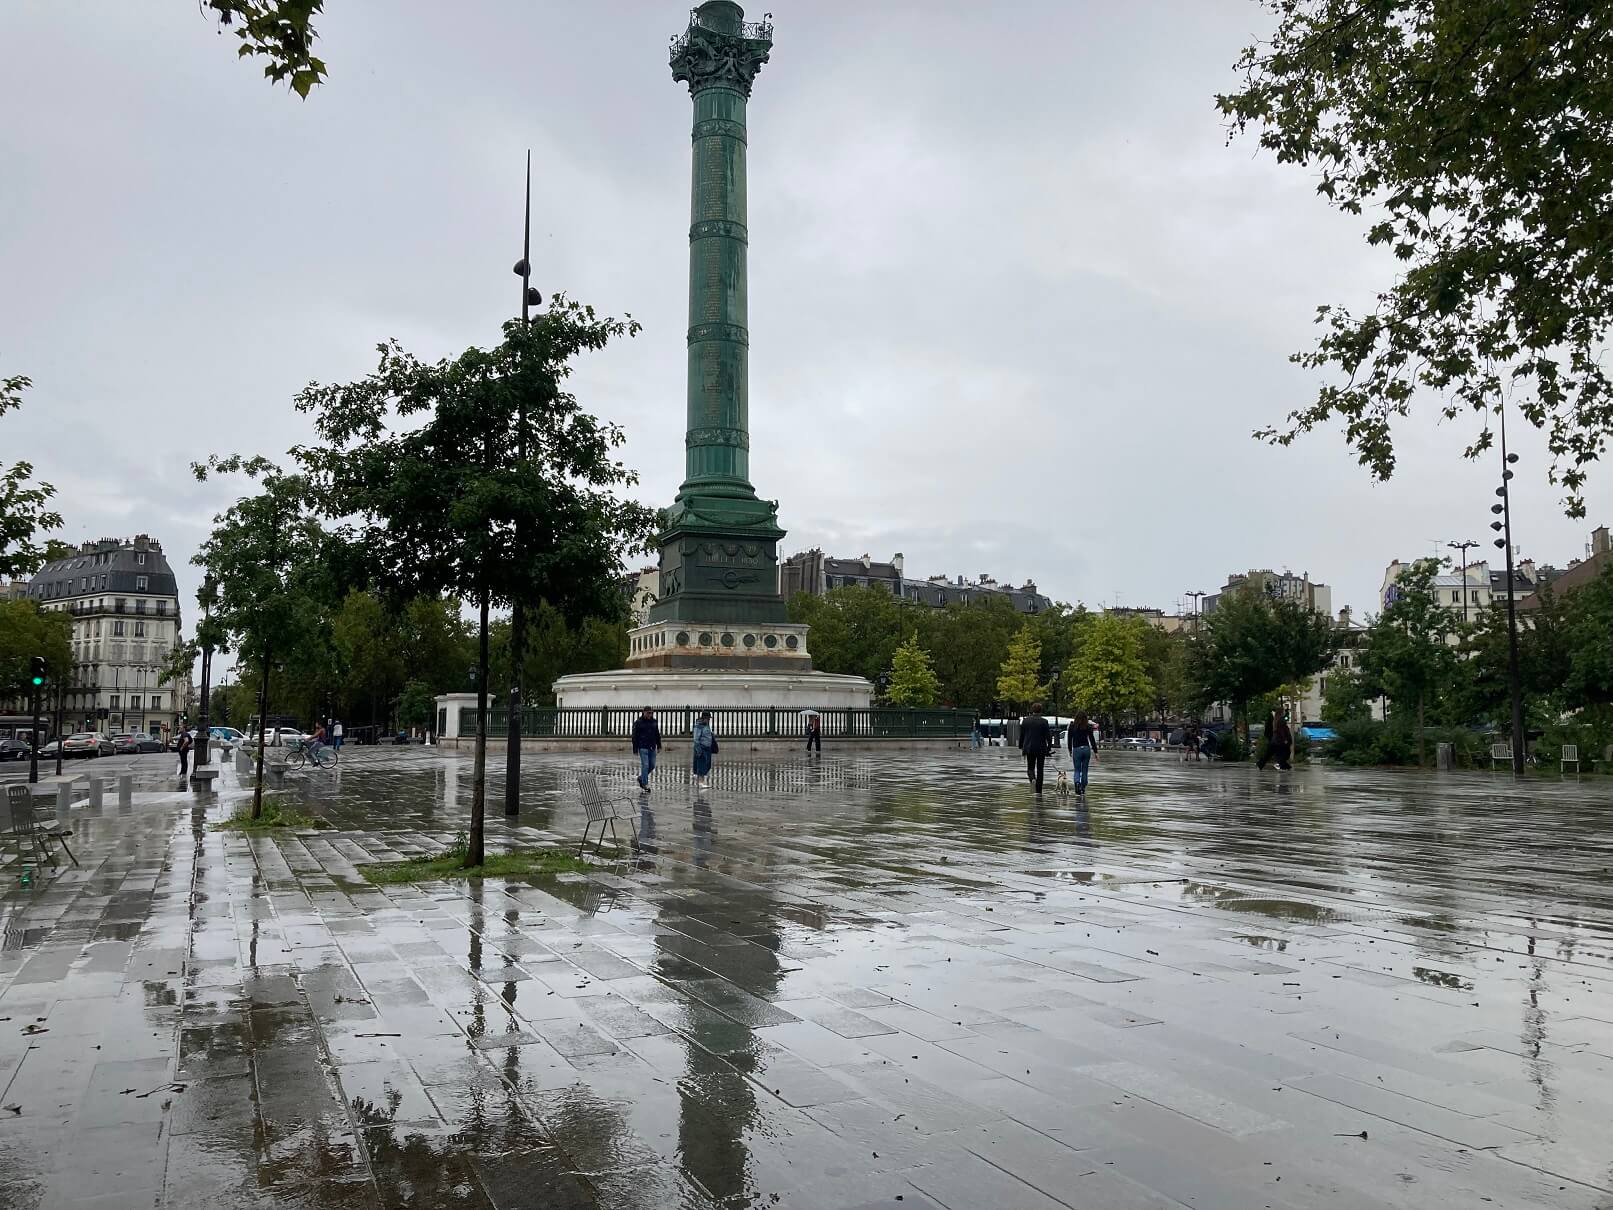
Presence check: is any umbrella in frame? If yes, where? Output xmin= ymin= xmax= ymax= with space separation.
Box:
xmin=799 ymin=709 xmax=821 ymax=718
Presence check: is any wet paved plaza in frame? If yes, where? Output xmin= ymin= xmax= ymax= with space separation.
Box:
xmin=0 ymin=747 xmax=1611 ymax=1208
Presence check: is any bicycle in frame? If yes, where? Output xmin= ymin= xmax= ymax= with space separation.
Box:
xmin=286 ymin=738 xmax=338 ymax=770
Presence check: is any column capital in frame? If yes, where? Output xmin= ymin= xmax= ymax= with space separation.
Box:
xmin=670 ymin=3 xmax=773 ymax=97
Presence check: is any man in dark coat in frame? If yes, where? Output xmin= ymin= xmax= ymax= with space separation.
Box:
xmin=632 ymin=707 xmax=662 ymax=791
xmin=1018 ymin=702 xmax=1052 ymax=795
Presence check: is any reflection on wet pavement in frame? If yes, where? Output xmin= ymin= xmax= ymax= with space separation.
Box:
xmin=1 ymin=747 xmax=1612 ymax=1207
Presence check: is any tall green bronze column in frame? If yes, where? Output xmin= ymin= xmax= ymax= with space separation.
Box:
xmin=651 ymin=1 xmax=788 ymax=632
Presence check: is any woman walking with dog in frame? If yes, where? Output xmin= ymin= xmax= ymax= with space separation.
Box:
xmin=1067 ymin=711 xmax=1098 ymax=797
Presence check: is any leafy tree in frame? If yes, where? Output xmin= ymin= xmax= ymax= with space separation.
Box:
xmin=1222 ymin=0 xmax=1613 ymax=516
xmin=788 ymin=586 xmax=911 ymax=686
xmin=191 ymin=455 xmax=331 ymax=818
xmin=996 ymin=626 xmax=1047 ymax=713
xmin=206 ymin=0 xmax=327 ymax=97
xmin=398 ymin=680 xmax=435 ymax=732
xmin=0 ymin=375 xmax=65 ymax=580
xmin=1358 ymin=559 xmax=1456 ymax=764
xmin=1320 ymin=666 xmax=1374 ymax=724
xmin=1187 ymin=591 xmax=1336 ymax=736
xmin=1563 ymin=564 xmax=1613 ymax=709
xmin=292 ymin=305 xmax=656 ymax=866
xmin=915 ymin=595 xmax=1024 ymax=710
xmin=1137 ymin=624 xmax=1191 ymax=722
xmin=0 ymin=599 xmax=72 ymax=701
xmin=1064 ymin=613 xmax=1154 ymax=731
xmin=885 ymin=632 xmax=941 ymax=707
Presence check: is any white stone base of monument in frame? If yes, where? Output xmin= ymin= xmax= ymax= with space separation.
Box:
xmin=552 ymin=668 xmax=873 ymax=711
xmin=625 ymin=619 xmax=812 ymax=671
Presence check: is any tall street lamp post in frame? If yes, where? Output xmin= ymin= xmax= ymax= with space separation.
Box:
xmin=504 ymin=150 xmax=543 ymax=819
xmin=1488 ymin=405 xmax=1525 ymax=775
xmin=1186 ymin=590 xmax=1206 ymax=630
xmin=1447 ymin=539 xmax=1478 ymax=628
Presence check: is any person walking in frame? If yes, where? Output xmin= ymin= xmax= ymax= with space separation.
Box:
xmin=691 ymin=710 xmax=717 ymax=789
xmin=176 ymin=728 xmax=192 ymax=778
xmin=1019 ymin=702 xmax=1052 ymax=795
xmin=632 ymin=706 xmax=662 ymax=791
xmin=805 ymin=714 xmax=821 ymax=755
xmin=332 ymin=718 xmax=344 ymax=750
xmin=1261 ymin=711 xmax=1294 ymax=771
xmin=1067 ymin=711 xmax=1098 ymax=796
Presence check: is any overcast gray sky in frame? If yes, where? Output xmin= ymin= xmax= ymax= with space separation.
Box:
xmin=3 ymin=1 xmax=1603 ymax=642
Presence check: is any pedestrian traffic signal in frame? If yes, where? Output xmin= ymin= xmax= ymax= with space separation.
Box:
xmin=29 ymin=656 xmax=46 ymax=687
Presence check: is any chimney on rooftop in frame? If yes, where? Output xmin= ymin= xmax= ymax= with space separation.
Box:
xmin=1594 ymin=526 xmax=1610 ymax=557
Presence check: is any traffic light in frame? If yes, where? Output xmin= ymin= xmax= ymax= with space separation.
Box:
xmin=29 ymin=656 xmax=45 ymax=687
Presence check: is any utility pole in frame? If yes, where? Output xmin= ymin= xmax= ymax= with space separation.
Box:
xmin=26 ymin=656 xmax=44 ymax=784
xmin=1447 ymin=539 xmax=1478 ymax=628
xmin=505 ymin=150 xmax=541 ymax=818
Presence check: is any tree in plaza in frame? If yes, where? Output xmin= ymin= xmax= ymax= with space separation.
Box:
xmin=1562 ymin=565 xmax=1613 ymax=710
xmin=1358 ymin=559 xmax=1456 ymax=765
xmin=787 ymin=586 xmax=912 ymax=686
xmin=0 ymin=375 xmax=65 ymax=580
xmin=1187 ymin=591 xmax=1336 ymax=738
xmin=1137 ymin=623 xmax=1191 ymax=724
xmin=205 ymin=1 xmax=327 ymax=97
xmin=397 ymin=680 xmax=435 ymax=734
xmin=191 ymin=455 xmax=332 ymax=818
xmin=1064 ymin=613 xmax=1153 ymax=733
xmin=1320 ymin=666 xmax=1375 ymax=725
xmin=996 ymin=626 xmax=1047 ymax=715
xmin=1222 ymin=0 xmax=1613 ymax=516
xmin=291 ymin=306 xmax=656 ymax=868
xmin=0 ymin=598 xmax=72 ymax=701
xmin=885 ymin=632 xmax=941 ymax=708
xmin=915 ymin=595 xmax=1024 ymax=710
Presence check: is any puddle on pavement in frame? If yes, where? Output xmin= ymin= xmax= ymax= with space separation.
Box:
xmin=1180 ymin=882 xmax=1346 ymax=924
xmin=1413 ymin=965 xmax=1476 ymax=991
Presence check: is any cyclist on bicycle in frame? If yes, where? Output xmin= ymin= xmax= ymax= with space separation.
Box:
xmin=308 ymin=721 xmax=329 ymax=759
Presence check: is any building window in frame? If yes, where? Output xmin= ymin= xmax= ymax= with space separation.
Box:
xmin=109 ymin=695 xmax=119 ymax=710
xmin=135 ymin=600 xmax=146 ymax=615
xmin=113 ymin=620 xmax=125 ymax=637
xmin=115 ymin=598 xmax=125 ymax=613
xmin=151 ymin=694 xmax=162 ymax=710
xmin=156 ymin=601 xmax=167 ymax=616
xmin=134 ymin=621 xmax=146 ymax=638
xmin=136 ymin=553 xmax=146 ymax=566
xmin=135 ymin=576 xmax=148 ymax=591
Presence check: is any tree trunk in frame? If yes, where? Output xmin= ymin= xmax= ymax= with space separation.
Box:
xmin=467 ymin=586 xmax=490 ymax=868
xmin=1417 ymin=691 xmax=1426 ymax=767
xmin=252 ymin=647 xmax=272 ymax=820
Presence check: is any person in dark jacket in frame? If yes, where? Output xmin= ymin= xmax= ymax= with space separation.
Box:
xmin=631 ymin=707 xmax=662 ymax=791
xmin=1067 ymin=712 xmax=1098 ymax=795
xmin=805 ymin=713 xmax=821 ymax=754
xmin=1018 ymin=703 xmax=1052 ymax=795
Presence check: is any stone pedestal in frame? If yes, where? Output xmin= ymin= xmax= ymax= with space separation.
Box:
xmin=626 ymin=618 xmax=810 ymax=671
xmin=552 ymin=668 xmax=872 ymax=711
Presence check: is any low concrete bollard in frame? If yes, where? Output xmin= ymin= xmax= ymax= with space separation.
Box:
xmin=1436 ymin=742 xmax=1454 ymax=771
xmin=117 ymin=774 xmax=132 ymax=809
xmin=266 ymin=765 xmax=286 ymax=790
xmin=89 ymin=777 xmax=104 ymax=808
xmin=56 ymin=782 xmax=71 ymax=815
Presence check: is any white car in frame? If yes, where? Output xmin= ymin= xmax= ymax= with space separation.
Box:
xmin=268 ymin=727 xmax=309 ymax=747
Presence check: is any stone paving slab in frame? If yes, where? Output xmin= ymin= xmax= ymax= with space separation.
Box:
xmin=0 ymin=747 xmax=1611 ymax=1206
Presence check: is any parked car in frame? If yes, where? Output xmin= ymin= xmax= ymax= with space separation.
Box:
xmin=1118 ymin=737 xmax=1160 ymax=751
xmin=132 ymin=735 xmax=165 ymax=753
xmin=0 ymin=737 xmax=33 ymax=761
xmin=111 ymin=733 xmax=141 ymax=755
xmin=62 ymin=732 xmax=114 ymax=758
xmin=209 ymin=726 xmax=247 ymax=746
xmin=266 ymin=726 xmax=308 ymax=747
xmin=36 ymin=739 xmax=60 ymax=759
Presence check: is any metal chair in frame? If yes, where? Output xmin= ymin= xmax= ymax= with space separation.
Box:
xmin=1489 ymin=743 xmax=1511 ymax=770
xmin=576 ymin=772 xmax=638 ymax=857
xmin=6 ymin=784 xmax=77 ymax=869
xmin=1562 ymin=743 xmax=1581 ymax=774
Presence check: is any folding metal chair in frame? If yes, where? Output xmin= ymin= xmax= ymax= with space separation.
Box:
xmin=576 ymin=773 xmax=638 ymax=857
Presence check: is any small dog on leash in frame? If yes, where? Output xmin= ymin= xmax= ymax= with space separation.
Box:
xmin=1054 ymin=768 xmax=1070 ymax=797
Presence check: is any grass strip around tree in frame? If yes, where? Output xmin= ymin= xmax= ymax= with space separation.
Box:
xmin=210 ymin=795 xmax=331 ymax=832
xmin=357 ymin=837 xmax=593 ymax=886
